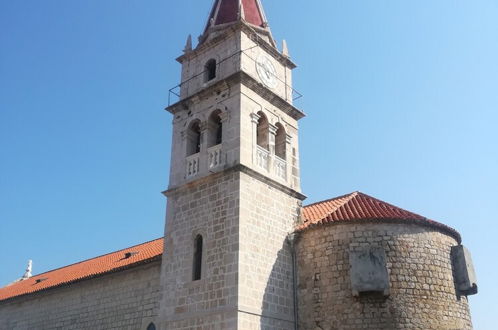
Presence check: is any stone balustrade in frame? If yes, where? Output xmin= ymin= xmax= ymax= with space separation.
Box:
xmin=256 ymin=146 xmax=270 ymax=171
xmin=186 ymin=153 xmax=200 ymax=178
xmin=208 ymin=144 xmax=223 ymax=170
xmin=274 ymin=155 xmax=287 ymax=180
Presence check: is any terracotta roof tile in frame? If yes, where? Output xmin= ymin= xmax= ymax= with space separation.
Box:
xmin=0 ymin=238 xmax=163 ymax=302
xmin=300 ymin=192 xmax=461 ymax=242
xmin=0 ymin=193 xmax=461 ymax=302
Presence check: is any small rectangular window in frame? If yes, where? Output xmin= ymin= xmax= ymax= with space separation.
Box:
xmin=193 ymin=235 xmax=203 ymax=281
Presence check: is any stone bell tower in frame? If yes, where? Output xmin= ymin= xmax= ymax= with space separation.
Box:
xmin=157 ymin=0 xmax=305 ymax=328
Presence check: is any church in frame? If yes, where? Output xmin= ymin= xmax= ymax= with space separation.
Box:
xmin=0 ymin=0 xmax=477 ymax=329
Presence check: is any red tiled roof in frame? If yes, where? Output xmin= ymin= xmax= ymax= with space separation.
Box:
xmin=0 ymin=193 xmax=461 ymax=302
xmin=0 ymin=238 xmax=164 ymax=302
xmin=300 ymin=192 xmax=461 ymax=242
xmin=206 ymin=0 xmax=265 ymax=30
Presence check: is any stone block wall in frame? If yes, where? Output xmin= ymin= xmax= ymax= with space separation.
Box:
xmin=0 ymin=261 xmax=161 ymax=330
xmin=158 ymin=170 xmax=241 ymax=328
xmin=295 ymin=222 xmax=473 ymax=330
xmin=159 ymin=166 xmax=302 ymax=329
xmin=237 ymin=170 xmax=301 ymax=329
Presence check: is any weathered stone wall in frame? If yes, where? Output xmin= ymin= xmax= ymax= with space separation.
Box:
xmin=237 ymin=170 xmax=301 ymax=329
xmin=158 ymin=167 xmax=302 ymax=329
xmin=158 ymin=170 xmax=240 ymax=329
xmin=296 ymin=222 xmax=472 ymax=330
xmin=0 ymin=261 xmax=161 ymax=330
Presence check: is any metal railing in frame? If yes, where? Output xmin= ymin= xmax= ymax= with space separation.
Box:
xmin=167 ymin=46 xmax=303 ymax=106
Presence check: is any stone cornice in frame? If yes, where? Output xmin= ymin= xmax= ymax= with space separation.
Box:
xmin=166 ymin=71 xmax=305 ymax=121
xmin=177 ymin=21 xmax=296 ymax=69
xmin=162 ymin=164 xmax=307 ymax=201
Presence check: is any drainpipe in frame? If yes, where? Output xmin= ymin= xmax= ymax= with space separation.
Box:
xmin=286 ymin=232 xmax=299 ymax=330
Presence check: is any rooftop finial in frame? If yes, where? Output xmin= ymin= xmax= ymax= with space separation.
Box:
xmin=183 ymin=34 xmax=192 ymax=53
xmin=22 ymin=260 xmax=32 ymax=280
xmin=282 ymin=40 xmax=290 ymax=58
xmin=238 ymin=0 xmax=246 ymax=20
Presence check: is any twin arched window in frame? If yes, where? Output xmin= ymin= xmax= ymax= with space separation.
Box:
xmin=186 ymin=111 xmax=223 ymax=156
xmin=256 ymin=111 xmax=286 ymax=159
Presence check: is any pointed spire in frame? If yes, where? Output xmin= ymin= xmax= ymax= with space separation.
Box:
xmin=198 ymin=0 xmax=276 ymax=48
xmin=21 ymin=260 xmax=32 ymax=280
xmin=204 ymin=0 xmax=267 ymax=32
xmin=183 ymin=34 xmax=192 ymax=53
xmin=282 ymin=40 xmax=290 ymax=58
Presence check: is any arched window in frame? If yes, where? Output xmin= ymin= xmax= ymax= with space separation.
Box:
xmin=256 ymin=111 xmax=269 ymax=150
xmin=146 ymin=323 xmax=156 ymax=330
xmin=186 ymin=120 xmax=201 ymax=156
xmin=207 ymin=110 xmax=223 ymax=147
xmin=275 ymin=123 xmax=286 ymax=159
xmin=193 ymin=235 xmax=203 ymax=281
xmin=204 ymin=59 xmax=217 ymax=82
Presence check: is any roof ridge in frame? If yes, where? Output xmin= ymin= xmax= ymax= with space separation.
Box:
xmin=303 ymin=191 xmax=357 ymax=209
xmin=351 ymin=192 xmax=428 ymax=220
xmin=27 ymin=237 xmax=163 ymax=278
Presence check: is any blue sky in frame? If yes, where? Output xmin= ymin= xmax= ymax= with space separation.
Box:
xmin=1 ymin=0 xmax=497 ymax=327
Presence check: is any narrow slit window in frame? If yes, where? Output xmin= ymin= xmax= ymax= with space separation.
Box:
xmin=193 ymin=235 xmax=203 ymax=281
xmin=205 ymin=59 xmax=217 ymax=82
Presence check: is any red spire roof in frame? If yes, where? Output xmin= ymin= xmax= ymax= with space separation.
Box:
xmin=206 ymin=0 xmax=266 ymax=30
xmin=300 ymin=192 xmax=461 ymax=242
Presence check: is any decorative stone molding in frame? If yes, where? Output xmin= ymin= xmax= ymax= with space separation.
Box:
xmin=268 ymin=123 xmax=278 ymax=136
xmin=250 ymin=112 xmax=261 ymax=124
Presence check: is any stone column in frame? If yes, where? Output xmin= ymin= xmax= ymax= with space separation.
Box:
xmin=285 ymin=133 xmax=292 ymax=184
xmin=198 ymin=121 xmax=208 ymax=176
xmin=219 ymin=111 xmax=229 ymax=165
xmin=250 ymin=112 xmax=260 ymax=168
xmin=268 ymin=123 xmax=278 ymax=176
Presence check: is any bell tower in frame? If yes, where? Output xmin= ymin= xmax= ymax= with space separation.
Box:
xmin=158 ymin=0 xmax=305 ymax=328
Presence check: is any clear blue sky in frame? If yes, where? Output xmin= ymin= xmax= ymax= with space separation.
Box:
xmin=1 ymin=0 xmax=496 ymax=327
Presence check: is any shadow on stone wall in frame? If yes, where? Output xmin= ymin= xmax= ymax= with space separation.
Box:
xmin=259 ymin=239 xmax=295 ymax=330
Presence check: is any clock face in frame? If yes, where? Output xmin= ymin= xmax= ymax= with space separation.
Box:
xmin=256 ymin=55 xmax=278 ymax=89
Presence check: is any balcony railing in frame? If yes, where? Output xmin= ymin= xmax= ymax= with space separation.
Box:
xmin=256 ymin=146 xmax=270 ymax=171
xmin=186 ymin=153 xmax=200 ymax=178
xmin=208 ymin=144 xmax=223 ymax=170
xmin=274 ymin=155 xmax=287 ymax=180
